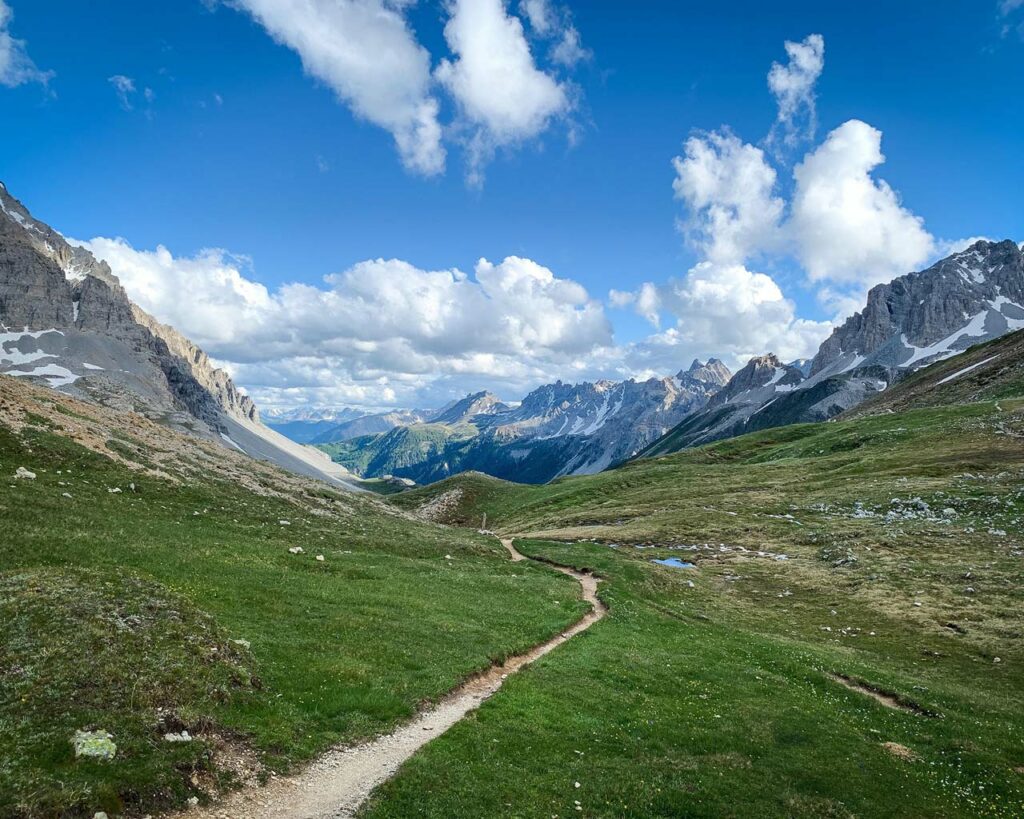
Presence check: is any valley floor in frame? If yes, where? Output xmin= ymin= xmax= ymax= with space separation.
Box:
xmin=377 ymin=400 xmax=1024 ymax=817
xmin=2 ymin=375 xmax=1023 ymax=817
xmin=0 ymin=377 xmax=587 ymax=818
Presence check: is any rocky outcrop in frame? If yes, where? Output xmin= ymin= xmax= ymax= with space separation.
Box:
xmin=812 ymin=240 xmax=1024 ymax=375
xmin=130 ymin=306 xmax=257 ymax=424
xmin=0 ymin=181 xmax=355 ymax=488
xmin=0 ymin=181 xmax=256 ymax=426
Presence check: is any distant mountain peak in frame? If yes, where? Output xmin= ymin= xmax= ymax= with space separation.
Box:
xmin=433 ymin=390 xmax=508 ymax=425
xmin=678 ymin=357 xmax=732 ymax=387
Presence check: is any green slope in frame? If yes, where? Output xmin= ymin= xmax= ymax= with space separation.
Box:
xmin=317 ymin=422 xmax=479 ymax=478
xmin=0 ymin=377 xmax=587 ymax=818
xmin=379 ymin=391 xmax=1024 ymax=816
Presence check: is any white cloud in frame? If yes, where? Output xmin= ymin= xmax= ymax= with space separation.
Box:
xmin=225 ymin=0 xmax=445 ymax=176
xmin=672 ymin=131 xmax=783 ymax=265
xmin=621 ymin=262 xmax=832 ymax=368
xmin=0 ymin=1 xmax=52 ymax=88
xmin=1001 ymin=0 xmax=1023 ymax=14
xmin=437 ymin=0 xmax=571 ymax=185
xmin=76 ymin=237 xmax=615 ymax=409
xmin=519 ymin=0 xmax=588 ymax=67
xmin=108 ymin=75 xmax=136 ymax=110
xmin=520 ymin=0 xmax=554 ymax=34
xmin=767 ymin=33 xmax=824 ymax=148
xmin=789 ymin=119 xmax=936 ymax=289
xmin=551 ymin=26 xmax=587 ymax=67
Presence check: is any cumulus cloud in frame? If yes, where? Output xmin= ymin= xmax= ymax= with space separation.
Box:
xmin=767 ymin=33 xmax=824 ymax=149
xmin=437 ymin=0 xmax=571 ymax=185
xmin=76 ymin=237 xmax=614 ymax=409
xmin=224 ymin=0 xmax=445 ymax=176
xmin=0 ymin=1 xmax=52 ymax=88
xmin=619 ymin=263 xmax=832 ymax=368
xmin=672 ymin=131 xmax=783 ymax=265
xmin=789 ymin=119 xmax=936 ymax=290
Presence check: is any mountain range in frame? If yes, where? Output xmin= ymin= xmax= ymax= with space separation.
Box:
xmin=643 ymin=239 xmax=1024 ymax=457
xmin=2 ymin=180 xmax=1021 ymax=490
xmin=314 ymin=240 xmax=1024 ymax=482
xmin=317 ymin=359 xmax=733 ymax=484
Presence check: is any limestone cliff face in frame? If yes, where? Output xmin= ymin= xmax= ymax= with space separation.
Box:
xmin=130 ymin=306 xmax=258 ymax=424
xmin=812 ymin=240 xmax=1024 ymax=376
xmin=0 ymin=181 xmax=256 ymax=428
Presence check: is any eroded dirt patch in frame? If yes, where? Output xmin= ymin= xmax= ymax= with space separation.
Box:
xmin=827 ymin=673 xmax=936 ymax=716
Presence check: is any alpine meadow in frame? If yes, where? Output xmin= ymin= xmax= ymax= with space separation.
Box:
xmin=1 ymin=2 xmax=1022 ymax=817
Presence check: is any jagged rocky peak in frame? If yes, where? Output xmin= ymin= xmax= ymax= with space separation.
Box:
xmin=812 ymin=239 xmax=1024 ymax=376
xmin=433 ymin=390 xmax=507 ymax=424
xmin=718 ymin=353 xmax=804 ymax=398
xmin=677 ymin=358 xmax=732 ymax=387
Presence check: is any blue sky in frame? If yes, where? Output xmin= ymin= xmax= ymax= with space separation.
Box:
xmin=1 ymin=0 xmax=1022 ymax=409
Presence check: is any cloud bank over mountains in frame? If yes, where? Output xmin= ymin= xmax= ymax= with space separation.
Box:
xmin=77 ymin=30 xmax=965 ymax=411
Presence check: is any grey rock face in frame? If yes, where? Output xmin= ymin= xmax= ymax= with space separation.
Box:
xmin=645 ymin=240 xmax=1023 ymax=459
xmin=433 ymin=391 xmax=508 ymax=425
xmin=0 ymin=181 xmax=355 ymax=489
xmin=678 ymin=357 xmax=732 ymax=389
xmin=812 ymin=240 xmax=1024 ymax=376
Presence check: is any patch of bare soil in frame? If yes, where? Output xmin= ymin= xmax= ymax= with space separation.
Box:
xmin=827 ymin=673 xmax=935 ymax=716
xmin=881 ymin=742 xmax=920 ymax=762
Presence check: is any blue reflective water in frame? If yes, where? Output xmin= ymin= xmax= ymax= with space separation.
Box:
xmin=652 ymin=558 xmax=696 ymax=569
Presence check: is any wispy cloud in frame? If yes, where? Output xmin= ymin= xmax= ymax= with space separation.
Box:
xmin=766 ymin=33 xmax=825 ymax=151
xmin=0 ymin=0 xmax=53 ymax=88
xmin=108 ymin=74 xmax=136 ymax=110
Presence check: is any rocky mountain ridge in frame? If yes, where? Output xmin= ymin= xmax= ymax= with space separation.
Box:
xmin=319 ymin=358 xmax=733 ymax=484
xmin=643 ymin=240 xmax=1024 ymax=458
xmin=0 ymin=182 xmax=357 ymax=488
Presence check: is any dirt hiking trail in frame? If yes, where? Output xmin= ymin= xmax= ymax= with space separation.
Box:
xmin=181 ymin=537 xmax=605 ymax=819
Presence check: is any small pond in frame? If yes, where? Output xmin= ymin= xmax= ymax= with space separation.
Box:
xmin=651 ymin=557 xmax=696 ymax=569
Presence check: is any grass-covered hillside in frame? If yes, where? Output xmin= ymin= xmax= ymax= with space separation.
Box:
xmin=318 ymin=421 xmax=478 ymax=478
xmin=0 ymin=376 xmax=588 ymax=818
xmin=848 ymin=327 xmax=1024 ymax=418
xmin=383 ymin=375 xmax=1024 ymax=815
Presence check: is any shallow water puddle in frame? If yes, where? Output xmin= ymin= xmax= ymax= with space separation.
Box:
xmin=651 ymin=557 xmax=696 ymax=569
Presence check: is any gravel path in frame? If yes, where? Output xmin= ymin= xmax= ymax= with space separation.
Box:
xmin=182 ymin=537 xmax=605 ymax=819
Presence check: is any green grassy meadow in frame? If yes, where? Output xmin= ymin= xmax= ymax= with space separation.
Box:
xmin=370 ymin=399 xmax=1024 ymax=817
xmin=0 ymin=415 xmax=586 ymax=817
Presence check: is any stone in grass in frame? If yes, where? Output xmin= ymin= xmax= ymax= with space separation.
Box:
xmin=164 ymin=731 xmax=193 ymax=743
xmin=14 ymin=467 xmax=36 ymax=480
xmin=73 ymin=729 xmax=117 ymax=760
xmin=316 ymin=554 xmax=325 ymax=562
xmin=288 ymin=546 xmax=304 ymax=554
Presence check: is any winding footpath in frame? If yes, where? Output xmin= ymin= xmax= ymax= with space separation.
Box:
xmin=186 ymin=538 xmax=605 ymax=819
